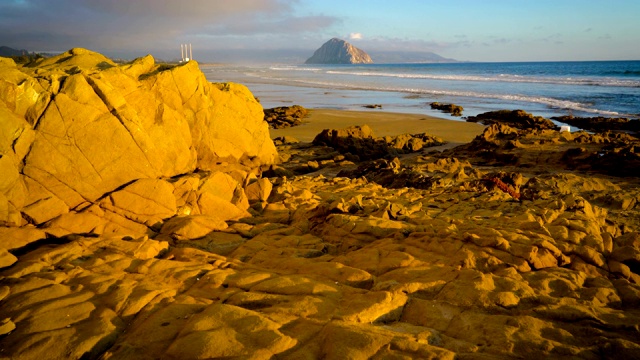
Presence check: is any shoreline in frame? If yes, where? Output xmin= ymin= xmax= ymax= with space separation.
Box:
xmin=270 ymin=108 xmax=486 ymax=144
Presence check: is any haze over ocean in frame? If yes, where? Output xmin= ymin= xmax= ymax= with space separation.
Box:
xmin=204 ymin=60 xmax=640 ymax=119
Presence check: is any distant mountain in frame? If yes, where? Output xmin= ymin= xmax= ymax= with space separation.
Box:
xmin=0 ymin=46 xmax=30 ymax=57
xmin=369 ymin=50 xmax=457 ymax=64
xmin=305 ymin=38 xmax=373 ymax=64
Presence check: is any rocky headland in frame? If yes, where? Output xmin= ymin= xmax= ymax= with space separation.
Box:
xmin=305 ymin=38 xmax=373 ymax=65
xmin=1 ymin=50 xmax=640 ymax=359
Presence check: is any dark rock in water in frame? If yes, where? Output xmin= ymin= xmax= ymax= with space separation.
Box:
xmin=362 ymin=104 xmax=383 ymax=109
xmin=305 ymin=38 xmax=373 ymax=64
xmin=466 ymin=110 xmax=557 ymax=130
xmin=264 ymin=105 xmax=308 ymax=129
xmin=430 ymin=102 xmax=463 ymax=116
xmin=552 ymin=115 xmax=640 ymax=134
xmin=312 ymin=125 xmax=445 ymax=160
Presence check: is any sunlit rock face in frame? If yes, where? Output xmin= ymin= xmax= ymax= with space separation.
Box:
xmin=0 ymin=48 xmax=277 ymax=226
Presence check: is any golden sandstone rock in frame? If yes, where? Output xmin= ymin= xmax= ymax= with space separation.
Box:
xmin=1 ymin=49 xmax=640 ymax=359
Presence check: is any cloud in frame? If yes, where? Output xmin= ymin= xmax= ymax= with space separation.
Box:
xmin=202 ymin=15 xmax=340 ymax=36
xmin=492 ymin=38 xmax=512 ymax=44
xmin=0 ymin=0 xmax=339 ymax=54
xmin=353 ymin=36 xmax=451 ymax=53
xmin=349 ymin=33 xmax=363 ymax=40
xmin=540 ymin=33 xmax=563 ymax=43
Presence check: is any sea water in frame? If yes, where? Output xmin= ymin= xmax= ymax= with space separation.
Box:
xmin=202 ymin=61 xmax=640 ymax=120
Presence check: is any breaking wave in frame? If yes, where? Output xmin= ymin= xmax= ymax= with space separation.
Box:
xmin=321 ymin=70 xmax=640 ymax=88
xmin=246 ymin=73 xmax=622 ymax=116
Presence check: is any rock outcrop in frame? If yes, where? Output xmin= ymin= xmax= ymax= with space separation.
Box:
xmin=430 ymin=102 xmax=463 ymax=116
xmin=305 ymin=38 xmax=373 ymax=64
xmin=552 ymin=115 xmax=640 ymax=135
xmin=0 ymin=48 xmax=277 ymax=229
xmin=312 ymin=125 xmax=445 ymax=161
xmin=466 ymin=109 xmax=557 ymax=130
xmin=264 ymin=105 xmax=308 ymax=129
xmin=2 ymin=49 xmax=640 ymax=359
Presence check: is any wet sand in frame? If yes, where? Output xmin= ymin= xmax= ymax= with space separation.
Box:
xmin=270 ymin=109 xmax=486 ymax=145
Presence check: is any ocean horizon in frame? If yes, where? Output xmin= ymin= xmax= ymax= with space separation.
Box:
xmin=203 ymin=60 xmax=640 ymax=121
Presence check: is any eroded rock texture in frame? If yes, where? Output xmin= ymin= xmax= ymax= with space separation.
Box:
xmin=1 ymin=52 xmax=640 ymax=359
xmin=0 ymin=48 xmax=277 ymax=229
xmin=264 ymin=105 xmax=308 ymax=129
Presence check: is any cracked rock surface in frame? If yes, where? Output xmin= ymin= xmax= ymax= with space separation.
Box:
xmin=1 ymin=50 xmax=640 ymax=359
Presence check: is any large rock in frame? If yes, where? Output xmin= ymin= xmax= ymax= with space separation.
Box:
xmin=313 ymin=125 xmax=444 ymax=160
xmin=552 ymin=115 xmax=640 ymax=134
xmin=466 ymin=109 xmax=557 ymax=130
xmin=305 ymin=38 xmax=373 ymax=64
xmin=264 ymin=105 xmax=308 ymax=129
xmin=0 ymin=48 xmax=277 ymax=225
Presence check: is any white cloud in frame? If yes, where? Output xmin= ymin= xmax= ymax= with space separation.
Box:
xmin=349 ymin=32 xmax=363 ymax=40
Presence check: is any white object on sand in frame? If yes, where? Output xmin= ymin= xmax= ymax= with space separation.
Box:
xmin=560 ymin=126 xmax=571 ymax=132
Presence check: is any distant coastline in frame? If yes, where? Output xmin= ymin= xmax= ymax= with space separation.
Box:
xmin=203 ymin=60 xmax=640 ymax=120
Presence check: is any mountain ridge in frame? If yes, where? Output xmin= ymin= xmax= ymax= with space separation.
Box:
xmin=0 ymin=45 xmax=30 ymax=57
xmin=369 ymin=50 xmax=457 ymax=63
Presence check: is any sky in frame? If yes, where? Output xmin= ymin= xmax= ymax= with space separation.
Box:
xmin=1 ymin=0 xmax=639 ymax=62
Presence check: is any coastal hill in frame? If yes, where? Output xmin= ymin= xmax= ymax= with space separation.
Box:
xmin=0 ymin=45 xmax=30 ymax=57
xmin=369 ymin=50 xmax=457 ymax=63
xmin=305 ymin=38 xmax=373 ymax=64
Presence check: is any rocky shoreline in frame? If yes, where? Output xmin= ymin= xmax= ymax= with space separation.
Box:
xmin=1 ymin=50 xmax=640 ymax=359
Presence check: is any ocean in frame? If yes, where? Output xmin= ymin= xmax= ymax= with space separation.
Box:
xmin=202 ymin=60 xmax=640 ymax=120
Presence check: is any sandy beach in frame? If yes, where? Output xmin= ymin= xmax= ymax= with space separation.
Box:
xmin=271 ymin=109 xmax=486 ymax=144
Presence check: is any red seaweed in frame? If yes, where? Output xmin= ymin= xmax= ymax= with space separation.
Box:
xmin=486 ymin=177 xmax=521 ymax=200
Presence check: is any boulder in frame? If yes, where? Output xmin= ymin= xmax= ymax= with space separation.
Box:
xmin=430 ymin=102 xmax=463 ymax=116
xmin=552 ymin=115 xmax=640 ymax=134
xmin=466 ymin=109 xmax=557 ymax=130
xmin=0 ymin=48 xmax=277 ymax=225
xmin=264 ymin=105 xmax=308 ymax=129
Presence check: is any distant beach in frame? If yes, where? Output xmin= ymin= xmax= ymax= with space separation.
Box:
xmin=203 ymin=61 xmax=640 ymax=120
xmin=271 ymin=109 xmax=485 ymax=146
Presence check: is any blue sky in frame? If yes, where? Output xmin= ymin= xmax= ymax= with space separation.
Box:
xmin=1 ymin=0 xmax=639 ymax=62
